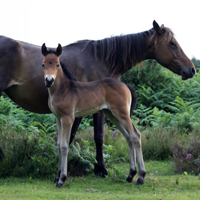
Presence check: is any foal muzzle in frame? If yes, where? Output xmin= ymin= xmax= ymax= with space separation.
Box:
xmin=45 ymin=76 xmax=54 ymax=88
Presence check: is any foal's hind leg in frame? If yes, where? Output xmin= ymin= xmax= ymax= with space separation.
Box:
xmin=103 ymin=110 xmax=146 ymax=184
xmin=93 ymin=112 xmax=108 ymax=177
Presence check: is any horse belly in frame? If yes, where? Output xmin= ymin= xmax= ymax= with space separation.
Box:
xmin=75 ymin=104 xmax=108 ymax=117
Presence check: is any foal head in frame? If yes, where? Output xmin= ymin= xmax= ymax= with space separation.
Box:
xmin=41 ymin=43 xmax=62 ymax=87
xmin=150 ymin=21 xmax=195 ymax=80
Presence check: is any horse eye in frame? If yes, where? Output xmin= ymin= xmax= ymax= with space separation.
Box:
xmin=57 ymin=64 xmax=60 ymax=68
xmin=42 ymin=63 xmax=45 ymax=68
xmin=169 ymin=41 xmax=176 ymax=47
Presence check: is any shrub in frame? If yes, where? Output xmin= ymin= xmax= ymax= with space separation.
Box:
xmin=141 ymin=127 xmax=175 ymax=160
xmin=68 ymin=139 xmax=96 ymax=176
xmin=171 ymin=132 xmax=200 ymax=175
xmin=0 ymin=122 xmax=58 ymax=178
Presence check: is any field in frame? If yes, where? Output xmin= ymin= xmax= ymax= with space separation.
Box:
xmin=0 ymin=161 xmax=200 ymax=200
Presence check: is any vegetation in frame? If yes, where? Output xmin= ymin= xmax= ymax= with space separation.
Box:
xmin=0 ymin=59 xmax=200 ymax=188
xmin=0 ymin=161 xmax=200 ymax=200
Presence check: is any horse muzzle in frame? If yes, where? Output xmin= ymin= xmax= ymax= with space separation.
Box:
xmin=181 ymin=66 xmax=196 ymax=80
xmin=45 ymin=76 xmax=54 ymax=87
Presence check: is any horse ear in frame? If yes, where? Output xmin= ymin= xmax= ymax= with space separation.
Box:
xmin=153 ymin=20 xmax=163 ymax=35
xmin=56 ymin=44 xmax=62 ymax=56
xmin=41 ymin=43 xmax=48 ymax=56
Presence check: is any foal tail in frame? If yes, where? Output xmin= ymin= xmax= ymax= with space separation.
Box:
xmin=126 ymin=85 xmax=137 ymax=116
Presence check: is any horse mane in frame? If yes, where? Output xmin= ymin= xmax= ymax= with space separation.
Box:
xmin=92 ymin=26 xmax=174 ymax=75
xmin=93 ymin=31 xmax=151 ymax=74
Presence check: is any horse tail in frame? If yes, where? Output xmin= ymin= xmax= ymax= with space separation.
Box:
xmin=126 ymin=85 xmax=137 ymax=116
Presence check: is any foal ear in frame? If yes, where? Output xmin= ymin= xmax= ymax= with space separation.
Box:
xmin=41 ymin=43 xmax=48 ymax=56
xmin=56 ymin=44 xmax=62 ymax=57
xmin=153 ymin=20 xmax=163 ymax=35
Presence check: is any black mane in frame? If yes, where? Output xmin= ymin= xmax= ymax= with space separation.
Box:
xmin=93 ymin=29 xmax=154 ymax=74
xmin=60 ymin=61 xmax=77 ymax=81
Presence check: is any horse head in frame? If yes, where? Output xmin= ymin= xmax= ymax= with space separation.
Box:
xmin=149 ymin=20 xmax=195 ymax=80
xmin=41 ymin=43 xmax=62 ymax=87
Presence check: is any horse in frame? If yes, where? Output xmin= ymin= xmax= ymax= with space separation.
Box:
xmin=0 ymin=21 xmax=195 ymax=177
xmin=41 ymin=43 xmax=145 ymax=187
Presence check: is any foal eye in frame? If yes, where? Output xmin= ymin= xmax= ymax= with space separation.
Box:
xmin=56 ymin=64 xmax=60 ymax=67
xmin=42 ymin=64 xmax=45 ymax=68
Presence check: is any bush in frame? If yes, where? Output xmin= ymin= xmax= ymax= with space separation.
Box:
xmin=141 ymin=127 xmax=175 ymax=160
xmin=68 ymin=139 xmax=96 ymax=176
xmin=0 ymin=122 xmax=58 ymax=178
xmin=171 ymin=132 xmax=200 ymax=175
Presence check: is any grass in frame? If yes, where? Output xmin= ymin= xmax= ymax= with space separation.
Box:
xmin=0 ymin=160 xmax=200 ymax=200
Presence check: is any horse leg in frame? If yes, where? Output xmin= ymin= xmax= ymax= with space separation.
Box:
xmin=54 ymin=117 xmax=62 ymax=183
xmin=56 ymin=115 xmax=74 ymax=188
xmin=69 ymin=117 xmax=82 ymax=144
xmin=93 ymin=111 xmax=108 ymax=177
xmin=103 ymin=109 xmax=145 ymax=184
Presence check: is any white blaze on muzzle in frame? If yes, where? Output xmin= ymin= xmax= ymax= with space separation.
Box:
xmin=45 ymin=75 xmax=55 ymax=87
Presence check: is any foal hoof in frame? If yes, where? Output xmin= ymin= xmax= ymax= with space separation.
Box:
xmin=136 ymin=177 xmax=144 ymax=185
xmin=56 ymin=182 xmax=63 ymax=188
xmin=94 ymin=164 xmax=108 ymax=177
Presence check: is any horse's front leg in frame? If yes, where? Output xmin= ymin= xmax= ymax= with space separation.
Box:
xmin=69 ymin=117 xmax=82 ymax=144
xmin=93 ymin=111 xmax=108 ymax=177
xmin=56 ymin=115 xmax=74 ymax=188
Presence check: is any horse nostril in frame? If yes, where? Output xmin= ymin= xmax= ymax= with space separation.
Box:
xmin=191 ymin=67 xmax=195 ymax=76
xmin=45 ymin=77 xmax=54 ymax=87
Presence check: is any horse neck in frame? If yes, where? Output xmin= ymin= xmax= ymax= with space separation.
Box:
xmin=93 ymin=29 xmax=155 ymax=75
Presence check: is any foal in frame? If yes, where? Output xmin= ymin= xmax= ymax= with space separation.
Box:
xmin=41 ymin=43 xmax=146 ymax=187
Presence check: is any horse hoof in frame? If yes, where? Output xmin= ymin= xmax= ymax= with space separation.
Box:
xmin=54 ymin=178 xmax=59 ymax=183
xmin=56 ymin=182 xmax=63 ymax=188
xmin=94 ymin=164 xmax=108 ymax=177
xmin=126 ymin=176 xmax=133 ymax=183
xmin=136 ymin=177 xmax=144 ymax=185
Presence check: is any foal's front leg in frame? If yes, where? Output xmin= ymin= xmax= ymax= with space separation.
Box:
xmin=54 ymin=118 xmax=62 ymax=183
xmin=56 ymin=115 xmax=74 ymax=188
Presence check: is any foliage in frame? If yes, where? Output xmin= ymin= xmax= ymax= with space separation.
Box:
xmin=171 ymin=132 xmax=200 ymax=175
xmin=0 ymin=122 xmax=58 ymax=178
xmin=0 ymin=58 xmax=200 ymax=179
xmin=68 ymin=139 xmax=96 ymax=176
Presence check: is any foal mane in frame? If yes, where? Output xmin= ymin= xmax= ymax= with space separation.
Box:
xmin=60 ymin=61 xmax=77 ymax=81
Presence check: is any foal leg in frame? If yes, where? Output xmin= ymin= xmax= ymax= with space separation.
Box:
xmin=54 ymin=118 xmax=62 ymax=183
xmin=57 ymin=116 xmax=74 ymax=188
xmin=103 ymin=110 xmax=145 ymax=184
xmin=132 ymin=124 xmax=146 ymax=185
xmin=93 ymin=111 xmax=108 ymax=177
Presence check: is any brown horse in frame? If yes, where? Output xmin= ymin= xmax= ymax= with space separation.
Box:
xmin=0 ymin=21 xmax=195 ymax=177
xmin=41 ymin=43 xmax=145 ymax=187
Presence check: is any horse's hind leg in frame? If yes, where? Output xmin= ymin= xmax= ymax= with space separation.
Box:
xmin=93 ymin=112 xmax=108 ymax=177
xmin=103 ymin=109 xmax=146 ymax=184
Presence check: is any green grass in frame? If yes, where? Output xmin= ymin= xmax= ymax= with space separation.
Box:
xmin=0 ymin=160 xmax=200 ymax=200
